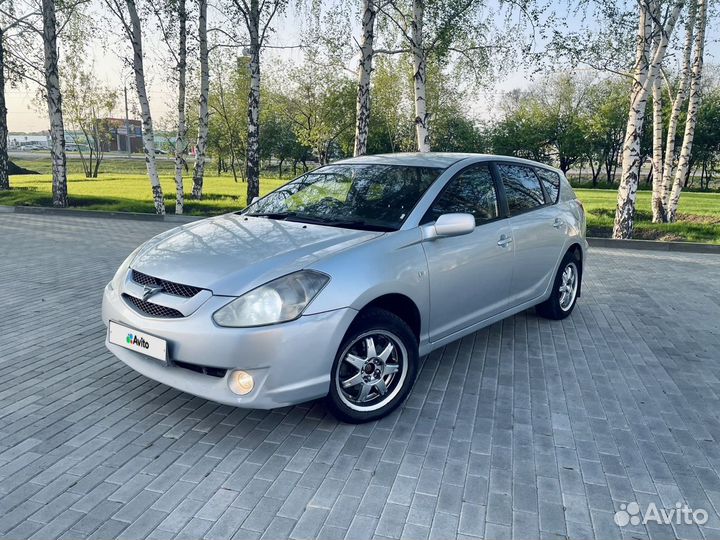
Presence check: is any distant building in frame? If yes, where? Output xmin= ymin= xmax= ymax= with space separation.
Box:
xmin=8 ymin=134 xmax=50 ymax=151
xmin=99 ymin=118 xmax=143 ymax=153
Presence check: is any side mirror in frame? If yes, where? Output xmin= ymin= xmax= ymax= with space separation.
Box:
xmin=422 ymin=213 xmax=475 ymax=240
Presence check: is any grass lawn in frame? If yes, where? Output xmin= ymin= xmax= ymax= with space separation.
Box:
xmin=3 ymin=157 xmax=720 ymax=243
xmin=575 ymin=189 xmax=720 ymax=243
xmin=2 ymin=158 xmax=287 ymax=215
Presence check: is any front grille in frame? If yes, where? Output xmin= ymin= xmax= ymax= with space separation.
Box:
xmin=132 ymin=270 xmax=202 ymax=298
xmin=174 ymin=360 xmax=227 ymax=378
xmin=123 ymin=294 xmax=184 ymax=318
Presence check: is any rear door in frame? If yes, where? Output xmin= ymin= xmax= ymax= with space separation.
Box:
xmin=422 ymin=162 xmax=514 ymax=342
xmin=494 ymin=162 xmax=566 ymax=305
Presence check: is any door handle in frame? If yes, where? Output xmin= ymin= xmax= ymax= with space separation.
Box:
xmin=497 ymin=235 xmax=513 ymax=248
xmin=553 ymin=218 xmax=564 ymax=229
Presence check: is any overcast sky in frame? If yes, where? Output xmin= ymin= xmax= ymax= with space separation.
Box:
xmin=6 ymin=1 xmax=719 ymax=133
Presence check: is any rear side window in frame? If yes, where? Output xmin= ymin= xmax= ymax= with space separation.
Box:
xmin=535 ymin=168 xmax=561 ymax=203
xmin=497 ymin=164 xmax=545 ymax=215
xmin=424 ymin=163 xmax=498 ymax=224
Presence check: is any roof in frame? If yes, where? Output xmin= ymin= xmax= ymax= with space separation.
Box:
xmin=335 ymin=152 xmax=480 ymax=168
xmin=335 ymin=152 xmax=564 ymax=175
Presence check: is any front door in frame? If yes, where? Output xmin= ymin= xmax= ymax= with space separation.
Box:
xmin=421 ymin=163 xmax=514 ymax=342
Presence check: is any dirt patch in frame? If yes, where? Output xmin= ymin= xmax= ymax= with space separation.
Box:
xmin=588 ymin=226 xmax=694 ymax=242
xmin=633 ymin=230 xmax=685 ymax=242
xmin=675 ymin=213 xmax=720 ymax=225
xmin=587 ymin=226 xmax=611 ymax=238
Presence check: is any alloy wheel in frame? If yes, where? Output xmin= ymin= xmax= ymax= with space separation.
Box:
xmin=558 ymin=261 xmax=578 ymax=311
xmin=335 ymin=330 xmax=407 ymax=412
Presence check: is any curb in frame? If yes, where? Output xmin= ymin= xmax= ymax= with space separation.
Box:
xmin=2 ymin=205 xmax=719 ymax=254
xmin=1 ymin=205 xmax=201 ymax=223
xmin=587 ymin=237 xmax=720 ymax=254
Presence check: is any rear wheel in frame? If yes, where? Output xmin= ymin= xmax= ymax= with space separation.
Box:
xmin=326 ymin=308 xmax=418 ymax=423
xmin=536 ymin=250 xmax=581 ymax=320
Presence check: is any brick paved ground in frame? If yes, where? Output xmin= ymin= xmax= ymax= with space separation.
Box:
xmin=1 ymin=213 xmax=720 ymax=540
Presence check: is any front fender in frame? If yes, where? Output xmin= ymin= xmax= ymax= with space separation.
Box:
xmin=304 ymin=229 xmax=430 ymax=340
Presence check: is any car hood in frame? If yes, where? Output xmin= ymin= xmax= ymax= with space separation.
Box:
xmin=131 ymin=214 xmax=384 ymax=296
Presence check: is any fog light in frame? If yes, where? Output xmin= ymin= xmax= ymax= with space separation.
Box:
xmin=229 ymin=370 xmax=254 ymax=395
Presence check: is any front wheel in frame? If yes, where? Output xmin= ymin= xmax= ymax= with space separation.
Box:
xmin=536 ymin=250 xmax=582 ymax=320
xmin=326 ymin=308 xmax=418 ymax=423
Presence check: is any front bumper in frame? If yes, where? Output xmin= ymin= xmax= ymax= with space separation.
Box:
xmin=102 ymin=283 xmax=357 ymax=409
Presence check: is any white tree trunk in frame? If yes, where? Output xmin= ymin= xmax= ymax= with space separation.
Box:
xmin=650 ymin=7 xmax=664 ymax=223
xmin=125 ymin=0 xmax=164 ymax=214
xmin=411 ymin=0 xmax=430 ymax=152
xmin=42 ymin=0 xmax=68 ymax=207
xmin=659 ymin=0 xmax=695 ymax=221
xmin=246 ymin=0 xmax=261 ymax=203
xmin=174 ymin=0 xmax=187 ymax=214
xmin=353 ymin=0 xmax=376 ymax=157
xmin=191 ymin=0 xmax=209 ymax=200
xmin=650 ymin=76 xmax=663 ymax=222
xmin=0 ymin=28 xmax=9 ymax=190
xmin=613 ymin=0 xmax=683 ymax=238
xmin=667 ymin=0 xmax=706 ymax=222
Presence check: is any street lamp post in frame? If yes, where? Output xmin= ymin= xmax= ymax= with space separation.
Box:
xmin=124 ymin=85 xmax=131 ymax=156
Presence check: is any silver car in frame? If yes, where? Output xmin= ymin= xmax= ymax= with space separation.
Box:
xmin=102 ymin=153 xmax=587 ymax=422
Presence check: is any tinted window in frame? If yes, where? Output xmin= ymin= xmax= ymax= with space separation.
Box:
xmin=425 ymin=164 xmax=498 ymax=224
xmin=535 ymin=168 xmax=561 ymax=203
xmin=497 ymin=164 xmax=545 ymax=215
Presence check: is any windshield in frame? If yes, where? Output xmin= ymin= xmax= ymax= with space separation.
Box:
xmin=242 ymin=164 xmax=444 ymax=231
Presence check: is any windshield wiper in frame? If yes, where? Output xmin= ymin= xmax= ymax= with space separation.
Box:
xmin=330 ymin=220 xmax=395 ymax=232
xmin=287 ymin=215 xmax=394 ymax=232
xmin=243 ymin=212 xmax=296 ymax=220
xmin=245 ymin=212 xmax=394 ymax=231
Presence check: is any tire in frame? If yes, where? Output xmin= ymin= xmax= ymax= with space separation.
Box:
xmin=326 ymin=308 xmax=418 ymax=423
xmin=536 ymin=249 xmax=582 ymax=320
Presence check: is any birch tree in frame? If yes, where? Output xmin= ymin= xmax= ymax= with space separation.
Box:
xmin=612 ymin=0 xmax=684 ymax=239
xmin=657 ymin=0 xmax=695 ymax=221
xmin=152 ymin=0 xmax=191 ymax=213
xmin=379 ymin=0 xmax=529 ymax=152
xmin=666 ymin=0 xmax=706 ymax=222
xmin=2 ymin=0 xmax=72 ymax=204
xmin=41 ymin=0 xmax=68 ymax=206
xmin=229 ymin=0 xmax=288 ymax=203
xmin=353 ymin=0 xmax=377 ymax=156
xmin=105 ymin=0 xmax=165 ymax=214
xmin=1 ymin=2 xmax=53 ymax=191
xmin=0 ymin=23 xmax=10 ymax=190
xmin=650 ymin=3 xmax=663 ymax=221
xmin=0 ymin=16 xmax=15 ymax=191
xmin=409 ymin=0 xmax=429 ymax=151
xmin=191 ymin=0 xmax=208 ymax=200
xmin=174 ymin=0 xmax=188 ymax=214
xmin=306 ymin=0 xmax=385 ymax=157
xmin=381 ymin=0 xmax=440 ymax=152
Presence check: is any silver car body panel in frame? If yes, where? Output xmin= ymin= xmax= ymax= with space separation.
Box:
xmin=103 ymin=153 xmax=588 ymax=408
xmin=129 ymin=213 xmax=384 ymax=296
xmin=422 ymin=218 xmax=514 ymax=341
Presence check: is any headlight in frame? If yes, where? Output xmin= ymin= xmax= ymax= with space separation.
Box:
xmin=108 ymin=245 xmax=143 ymax=291
xmin=213 ymin=270 xmax=330 ymax=327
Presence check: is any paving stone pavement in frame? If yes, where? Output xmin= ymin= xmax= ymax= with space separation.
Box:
xmin=1 ymin=213 xmax=720 ymax=540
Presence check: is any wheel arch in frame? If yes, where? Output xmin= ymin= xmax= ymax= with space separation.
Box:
xmin=566 ymin=242 xmax=584 ymax=296
xmin=352 ymin=293 xmax=422 ymax=342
